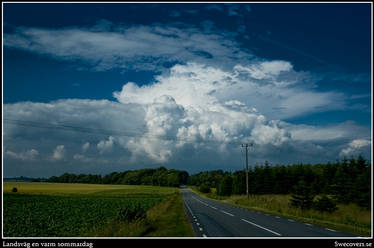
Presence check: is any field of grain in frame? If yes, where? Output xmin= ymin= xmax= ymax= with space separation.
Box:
xmin=3 ymin=182 xmax=177 ymax=196
xmin=3 ymin=182 xmax=186 ymax=237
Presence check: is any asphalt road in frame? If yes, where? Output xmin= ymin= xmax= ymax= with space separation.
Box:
xmin=181 ymin=188 xmax=358 ymax=238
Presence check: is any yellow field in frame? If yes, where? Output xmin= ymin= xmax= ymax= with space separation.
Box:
xmin=3 ymin=182 xmax=178 ymax=197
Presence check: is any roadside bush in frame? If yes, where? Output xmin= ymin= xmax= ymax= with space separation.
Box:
xmin=216 ymin=175 xmax=233 ymax=196
xmin=116 ymin=203 xmax=147 ymax=222
xmin=198 ymin=183 xmax=211 ymax=193
xmin=313 ymin=195 xmax=338 ymax=213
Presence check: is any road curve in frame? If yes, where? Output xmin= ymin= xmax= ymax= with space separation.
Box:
xmin=181 ymin=188 xmax=358 ymax=238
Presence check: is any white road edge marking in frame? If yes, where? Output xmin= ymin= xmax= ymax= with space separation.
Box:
xmin=220 ymin=210 xmax=234 ymax=217
xmin=184 ymin=201 xmax=195 ymax=217
xmin=325 ymin=228 xmax=337 ymax=232
xmin=210 ymin=206 xmax=218 ymax=210
xmin=192 ymin=196 xmax=209 ymax=206
xmin=241 ymin=218 xmax=282 ymax=236
xmin=183 ymin=194 xmax=207 ymax=237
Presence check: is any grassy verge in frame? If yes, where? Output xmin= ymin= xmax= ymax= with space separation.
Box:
xmin=189 ymin=186 xmax=371 ymax=237
xmin=91 ymin=190 xmax=195 ymax=237
xmin=144 ymin=190 xmax=195 ymax=237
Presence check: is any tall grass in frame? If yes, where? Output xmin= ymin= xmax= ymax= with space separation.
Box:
xmin=145 ymin=192 xmax=195 ymax=237
xmin=229 ymin=194 xmax=371 ymax=236
xmin=191 ymin=187 xmax=371 ymax=236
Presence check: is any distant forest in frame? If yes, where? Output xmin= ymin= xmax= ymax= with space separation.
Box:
xmin=47 ymin=167 xmax=189 ymax=187
xmin=44 ymin=156 xmax=371 ymax=208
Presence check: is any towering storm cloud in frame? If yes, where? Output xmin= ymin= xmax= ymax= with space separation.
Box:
xmin=3 ymin=61 xmax=370 ymax=176
xmin=3 ymin=4 xmax=371 ymax=177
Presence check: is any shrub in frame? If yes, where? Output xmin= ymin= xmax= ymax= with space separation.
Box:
xmin=216 ymin=175 xmax=233 ymax=196
xmin=12 ymin=187 xmax=18 ymax=193
xmin=198 ymin=184 xmax=211 ymax=193
xmin=313 ymin=195 xmax=338 ymax=213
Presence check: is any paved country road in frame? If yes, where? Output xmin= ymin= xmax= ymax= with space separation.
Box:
xmin=181 ymin=188 xmax=358 ymax=238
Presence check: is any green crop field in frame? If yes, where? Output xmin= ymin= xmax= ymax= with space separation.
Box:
xmin=3 ymin=182 xmax=191 ymax=237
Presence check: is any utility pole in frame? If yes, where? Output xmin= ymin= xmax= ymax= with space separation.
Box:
xmin=242 ymin=143 xmax=253 ymax=199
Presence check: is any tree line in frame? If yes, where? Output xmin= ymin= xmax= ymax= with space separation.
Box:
xmin=188 ymin=156 xmax=371 ymax=209
xmin=47 ymin=167 xmax=189 ymax=187
xmin=45 ymin=156 xmax=371 ymax=209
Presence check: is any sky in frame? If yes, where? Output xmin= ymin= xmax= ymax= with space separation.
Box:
xmin=2 ymin=2 xmax=372 ymax=177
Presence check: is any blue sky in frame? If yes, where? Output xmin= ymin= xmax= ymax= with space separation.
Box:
xmin=2 ymin=3 xmax=372 ymax=177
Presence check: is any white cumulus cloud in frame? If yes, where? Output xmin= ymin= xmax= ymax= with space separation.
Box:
xmin=97 ymin=136 xmax=115 ymax=154
xmin=114 ymin=62 xmax=345 ymax=120
xmin=5 ymin=149 xmax=39 ymax=161
xmin=2 ymin=20 xmax=369 ymax=175
xmin=82 ymin=142 xmax=90 ymax=152
xmin=3 ymin=61 xmax=364 ymax=172
xmin=52 ymin=145 xmax=65 ymax=161
xmin=340 ymin=139 xmax=371 ymax=157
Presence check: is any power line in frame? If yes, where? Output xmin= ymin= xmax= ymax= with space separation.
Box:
xmin=3 ymin=118 xmax=143 ymax=138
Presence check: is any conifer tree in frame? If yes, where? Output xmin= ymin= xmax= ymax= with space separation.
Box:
xmin=290 ymin=180 xmax=315 ymax=210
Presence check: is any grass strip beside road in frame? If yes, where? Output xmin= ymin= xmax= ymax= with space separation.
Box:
xmin=189 ymin=186 xmax=371 ymax=237
xmin=145 ymin=191 xmax=195 ymax=237
xmin=90 ymin=190 xmax=195 ymax=237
